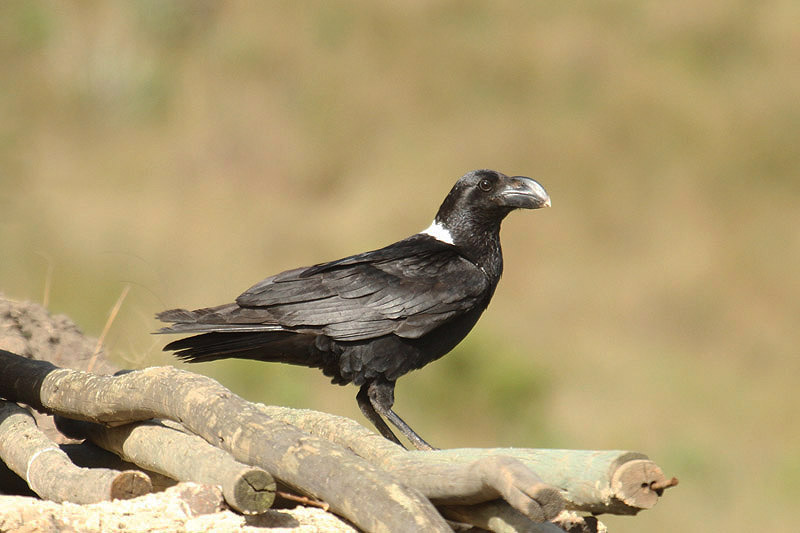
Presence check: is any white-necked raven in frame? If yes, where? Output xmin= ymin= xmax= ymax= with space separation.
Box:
xmin=157 ymin=169 xmax=550 ymax=450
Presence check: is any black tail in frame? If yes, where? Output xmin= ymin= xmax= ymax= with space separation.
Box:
xmin=164 ymin=330 xmax=324 ymax=368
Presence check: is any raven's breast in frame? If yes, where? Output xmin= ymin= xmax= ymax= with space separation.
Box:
xmin=322 ymin=304 xmax=488 ymax=386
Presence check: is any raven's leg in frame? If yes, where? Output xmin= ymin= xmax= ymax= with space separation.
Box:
xmin=362 ymin=378 xmax=436 ymax=451
xmin=357 ymin=383 xmax=403 ymax=447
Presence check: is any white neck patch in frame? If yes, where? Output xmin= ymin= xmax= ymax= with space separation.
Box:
xmin=421 ymin=220 xmax=454 ymax=245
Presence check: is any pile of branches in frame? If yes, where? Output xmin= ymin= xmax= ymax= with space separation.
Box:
xmin=0 ymin=296 xmax=676 ymax=532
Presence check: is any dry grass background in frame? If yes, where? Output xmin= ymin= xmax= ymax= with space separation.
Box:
xmin=1 ymin=2 xmax=799 ymax=531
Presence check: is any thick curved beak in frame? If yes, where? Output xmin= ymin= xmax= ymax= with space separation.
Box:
xmin=497 ymin=176 xmax=551 ymax=209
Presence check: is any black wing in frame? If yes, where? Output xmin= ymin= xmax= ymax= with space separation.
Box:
xmin=161 ymin=235 xmax=490 ymax=342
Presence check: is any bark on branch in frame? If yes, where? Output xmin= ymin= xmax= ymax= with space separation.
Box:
xmin=0 ymin=350 xmax=678 ymax=533
xmin=0 ymin=400 xmax=150 ymax=503
xmin=0 ymin=349 xmax=451 ymax=532
xmin=258 ymin=405 xmax=674 ymax=515
xmin=55 ymin=416 xmax=276 ymax=514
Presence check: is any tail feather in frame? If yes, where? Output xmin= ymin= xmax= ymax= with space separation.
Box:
xmin=155 ymin=308 xmax=200 ymax=323
xmin=156 ymin=306 xmax=286 ymax=334
xmin=165 ymin=330 xmax=293 ymax=357
xmin=157 ymin=305 xmax=325 ymax=368
xmin=157 ymin=323 xmax=286 ymax=334
xmin=164 ymin=331 xmax=324 ymax=368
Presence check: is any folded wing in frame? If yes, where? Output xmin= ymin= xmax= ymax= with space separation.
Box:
xmin=159 ymin=235 xmax=490 ymax=342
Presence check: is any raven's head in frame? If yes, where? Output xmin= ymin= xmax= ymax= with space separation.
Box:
xmin=423 ymin=169 xmax=549 ymax=248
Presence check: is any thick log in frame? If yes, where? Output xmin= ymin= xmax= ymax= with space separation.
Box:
xmin=0 ymin=400 xmax=150 ymax=503
xmin=415 ymin=449 xmax=667 ymax=515
xmin=260 ymin=405 xmax=571 ymax=532
xmin=0 ymin=350 xmax=451 ymax=532
xmin=258 ymin=405 xmax=565 ymax=523
xmin=57 ymin=416 xmax=276 ymax=514
xmin=258 ymin=405 xmax=674 ymax=515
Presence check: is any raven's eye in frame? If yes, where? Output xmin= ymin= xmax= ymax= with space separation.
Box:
xmin=478 ymin=179 xmax=492 ymax=192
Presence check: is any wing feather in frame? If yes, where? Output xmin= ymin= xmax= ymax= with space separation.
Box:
xmin=228 ymin=235 xmax=490 ymax=341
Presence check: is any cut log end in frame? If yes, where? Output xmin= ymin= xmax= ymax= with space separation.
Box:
xmin=531 ymin=483 xmax=567 ymax=522
xmin=611 ymin=459 xmax=678 ymax=510
xmin=224 ymin=468 xmax=277 ymax=514
xmin=109 ymin=471 xmax=152 ymax=500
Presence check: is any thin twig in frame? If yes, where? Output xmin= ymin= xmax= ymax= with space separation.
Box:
xmin=650 ymin=476 xmax=679 ymax=495
xmin=35 ymin=251 xmax=54 ymax=308
xmin=276 ymin=490 xmax=330 ymax=511
xmin=88 ymin=284 xmax=130 ymax=372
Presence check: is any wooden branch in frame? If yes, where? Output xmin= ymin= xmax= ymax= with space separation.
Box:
xmin=258 ymin=404 xmax=675 ymax=515
xmin=407 ymin=448 xmax=667 ymax=515
xmin=0 ymin=349 xmax=451 ymax=532
xmin=0 ymin=400 xmax=151 ymax=503
xmin=61 ymin=442 xmax=177 ymax=491
xmin=56 ymin=416 xmax=275 ymax=515
xmin=257 ymin=405 xmax=566 ymax=524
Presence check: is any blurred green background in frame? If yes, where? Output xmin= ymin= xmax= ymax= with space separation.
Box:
xmin=2 ymin=2 xmax=798 ymax=531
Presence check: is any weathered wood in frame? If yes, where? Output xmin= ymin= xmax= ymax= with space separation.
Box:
xmin=258 ymin=404 xmax=675 ymax=515
xmin=258 ymin=405 xmax=576 ymax=532
xmin=611 ymin=459 xmax=678 ymax=510
xmin=408 ymin=448 xmax=667 ymax=515
xmin=257 ymin=404 xmax=566 ymax=523
xmin=0 ymin=400 xmax=151 ymax=503
xmin=0 ymin=349 xmax=451 ymax=532
xmin=57 ymin=416 xmax=276 ymax=514
xmin=61 ymin=442 xmax=177 ymax=491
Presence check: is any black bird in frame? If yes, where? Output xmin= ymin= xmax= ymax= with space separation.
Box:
xmin=156 ymin=169 xmax=550 ymax=450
